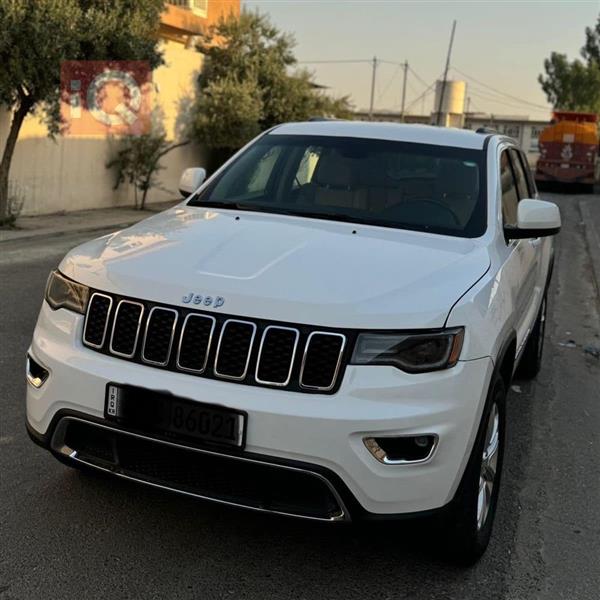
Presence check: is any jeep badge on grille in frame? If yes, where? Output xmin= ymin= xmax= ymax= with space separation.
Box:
xmin=181 ymin=293 xmax=225 ymax=308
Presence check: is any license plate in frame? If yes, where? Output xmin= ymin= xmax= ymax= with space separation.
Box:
xmin=105 ymin=384 xmax=245 ymax=448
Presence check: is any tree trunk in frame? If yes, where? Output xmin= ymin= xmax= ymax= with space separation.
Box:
xmin=0 ymin=99 xmax=32 ymax=221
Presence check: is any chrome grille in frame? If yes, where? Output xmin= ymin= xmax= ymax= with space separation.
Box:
xmin=256 ymin=326 xmax=299 ymax=386
xmin=300 ymin=332 xmax=346 ymax=391
xmin=83 ymin=293 xmax=112 ymax=348
xmin=142 ymin=307 xmax=178 ymax=366
xmin=109 ymin=300 xmax=144 ymax=358
xmin=214 ymin=320 xmax=257 ymax=380
xmin=82 ymin=292 xmax=349 ymax=393
xmin=176 ymin=314 xmax=215 ymax=373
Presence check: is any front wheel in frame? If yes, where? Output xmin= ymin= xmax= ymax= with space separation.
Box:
xmin=441 ymin=374 xmax=506 ymax=565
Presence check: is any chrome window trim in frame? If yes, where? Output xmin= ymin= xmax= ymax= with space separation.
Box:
xmin=176 ymin=313 xmax=216 ymax=374
xmin=363 ymin=434 xmax=439 ymax=465
xmin=214 ymin=319 xmax=257 ymax=381
xmin=299 ymin=331 xmax=347 ymax=392
xmin=50 ymin=416 xmax=348 ymax=522
xmin=109 ymin=300 xmax=144 ymax=359
xmin=255 ymin=325 xmax=300 ymax=387
xmin=82 ymin=292 xmax=113 ymax=349
xmin=141 ymin=306 xmax=179 ymax=367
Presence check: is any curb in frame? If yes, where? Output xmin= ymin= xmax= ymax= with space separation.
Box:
xmin=579 ymin=199 xmax=600 ymax=297
xmin=0 ymin=220 xmax=140 ymax=245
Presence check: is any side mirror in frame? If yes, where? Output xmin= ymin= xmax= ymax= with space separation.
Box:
xmin=505 ymin=198 xmax=561 ymax=239
xmin=179 ymin=167 xmax=206 ymax=197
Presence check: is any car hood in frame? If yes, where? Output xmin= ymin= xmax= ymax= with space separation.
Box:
xmin=59 ymin=205 xmax=490 ymax=329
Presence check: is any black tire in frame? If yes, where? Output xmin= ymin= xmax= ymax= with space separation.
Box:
xmin=440 ymin=374 xmax=506 ymax=565
xmin=516 ymin=294 xmax=547 ymax=380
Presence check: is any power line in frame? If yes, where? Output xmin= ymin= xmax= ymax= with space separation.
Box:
xmin=408 ymin=66 xmax=429 ymax=89
xmin=452 ymin=65 xmax=549 ymax=110
xmin=402 ymin=82 xmax=436 ymax=113
xmin=377 ymin=63 xmax=402 ymax=102
xmin=468 ymin=89 xmax=550 ymax=115
xmin=298 ymin=59 xmax=372 ymax=64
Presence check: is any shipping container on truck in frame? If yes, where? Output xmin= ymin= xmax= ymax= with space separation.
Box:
xmin=535 ymin=111 xmax=599 ymax=190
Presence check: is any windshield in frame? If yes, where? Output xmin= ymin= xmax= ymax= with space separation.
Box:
xmin=189 ymin=134 xmax=486 ymax=238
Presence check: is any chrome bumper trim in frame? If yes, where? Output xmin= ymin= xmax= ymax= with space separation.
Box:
xmin=50 ymin=416 xmax=349 ymax=523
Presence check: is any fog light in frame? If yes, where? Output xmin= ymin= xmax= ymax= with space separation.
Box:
xmin=414 ymin=436 xmax=430 ymax=448
xmin=364 ymin=434 xmax=437 ymax=464
xmin=26 ymin=354 xmax=49 ymax=388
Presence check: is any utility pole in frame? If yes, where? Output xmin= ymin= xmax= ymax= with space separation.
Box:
xmin=400 ymin=61 xmax=408 ymax=122
xmin=368 ymin=56 xmax=378 ymax=121
xmin=436 ymin=20 xmax=457 ymax=126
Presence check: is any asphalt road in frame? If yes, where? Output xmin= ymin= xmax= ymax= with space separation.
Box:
xmin=1 ymin=194 xmax=599 ymax=600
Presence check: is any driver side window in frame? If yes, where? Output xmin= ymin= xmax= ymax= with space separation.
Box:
xmin=500 ymin=150 xmax=519 ymax=228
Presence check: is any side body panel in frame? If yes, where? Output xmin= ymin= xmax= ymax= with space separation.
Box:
xmin=447 ymin=138 xmax=553 ymax=365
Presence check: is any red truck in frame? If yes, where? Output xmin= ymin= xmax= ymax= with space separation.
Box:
xmin=535 ymin=111 xmax=599 ymax=191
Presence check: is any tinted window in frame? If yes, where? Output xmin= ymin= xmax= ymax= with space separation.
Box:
xmin=500 ymin=150 xmax=519 ymax=227
xmin=211 ymin=145 xmax=283 ymax=200
xmin=517 ymin=151 xmax=536 ymax=197
xmin=508 ymin=149 xmax=528 ymax=200
xmin=191 ymin=135 xmax=487 ymax=238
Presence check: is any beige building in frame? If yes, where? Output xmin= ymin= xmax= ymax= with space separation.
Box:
xmin=0 ymin=0 xmax=240 ymax=216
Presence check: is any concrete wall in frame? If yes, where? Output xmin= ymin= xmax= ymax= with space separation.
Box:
xmin=1 ymin=38 xmax=207 ymax=216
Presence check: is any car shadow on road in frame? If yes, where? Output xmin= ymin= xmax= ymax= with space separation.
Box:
xmin=26 ymin=406 xmax=535 ymax=600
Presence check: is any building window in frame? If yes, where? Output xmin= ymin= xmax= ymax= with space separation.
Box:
xmin=169 ymin=0 xmax=208 ymax=17
xmin=529 ymin=126 xmax=545 ymax=151
xmin=500 ymin=124 xmax=521 ymax=139
xmin=190 ymin=0 xmax=208 ymax=16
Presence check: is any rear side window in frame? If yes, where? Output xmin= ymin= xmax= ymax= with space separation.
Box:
xmin=508 ymin=149 xmax=529 ymax=200
xmin=517 ymin=151 xmax=536 ymax=197
xmin=500 ymin=150 xmax=519 ymax=227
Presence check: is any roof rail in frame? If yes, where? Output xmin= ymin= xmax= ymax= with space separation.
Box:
xmin=475 ymin=127 xmax=497 ymax=134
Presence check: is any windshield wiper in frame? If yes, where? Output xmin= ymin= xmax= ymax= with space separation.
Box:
xmin=189 ymin=201 xmax=356 ymax=222
xmin=189 ymin=202 xmax=434 ymax=233
xmin=189 ymin=199 xmax=255 ymax=210
xmin=269 ymin=208 xmax=360 ymax=223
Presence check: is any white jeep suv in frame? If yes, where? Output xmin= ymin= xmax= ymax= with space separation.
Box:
xmin=26 ymin=121 xmax=560 ymax=563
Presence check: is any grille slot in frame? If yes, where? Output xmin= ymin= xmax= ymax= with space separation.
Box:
xmin=83 ymin=293 xmax=112 ymax=348
xmin=214 ymin=319 xmax=257 ymax=380
xmin=255 ymin=326 xmax=299 ymax=386
xmin=300 ymin=332 xmax=346 ymax=391
xmin=176 ymin=314 xmax=216 ymax=373
xmin=142 ymin=307 xmax=178 ymax=366
xmin=82 ymin=291 xmax=350 ymax=393
xmin=110 ymin=300 xmax=144 ymax=358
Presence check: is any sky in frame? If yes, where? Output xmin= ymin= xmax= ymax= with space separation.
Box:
xmin=245 ymin=0 xmax=599 ymax=119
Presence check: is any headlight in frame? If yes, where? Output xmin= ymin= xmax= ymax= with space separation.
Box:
xmin=45 ymin=270 xmax=90 ymax=314
xmin=350 ymin=328 xmax=464 ymax=373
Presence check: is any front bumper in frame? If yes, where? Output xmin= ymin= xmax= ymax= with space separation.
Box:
xmin=27 ymin=301 xmax=494 ymax=518
xmin=535 ymin=165 xmax=595 ymax=184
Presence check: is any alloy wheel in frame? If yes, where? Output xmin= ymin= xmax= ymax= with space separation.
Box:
xmin=477 ymin=402 xmax=500 ymax=531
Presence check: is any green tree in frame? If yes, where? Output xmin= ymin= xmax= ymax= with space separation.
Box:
xmin=582 ymin=14 xmax=600 ymax=65
xmin=0 ymin=0 xmax=165 ymax=223
xmin=107 ymin=116 xmax=189 ymax=210
xmin=191 ymin=11 xmax=352 ymax=171
xmin=538 ymin=14 xmax=600 ymax=112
